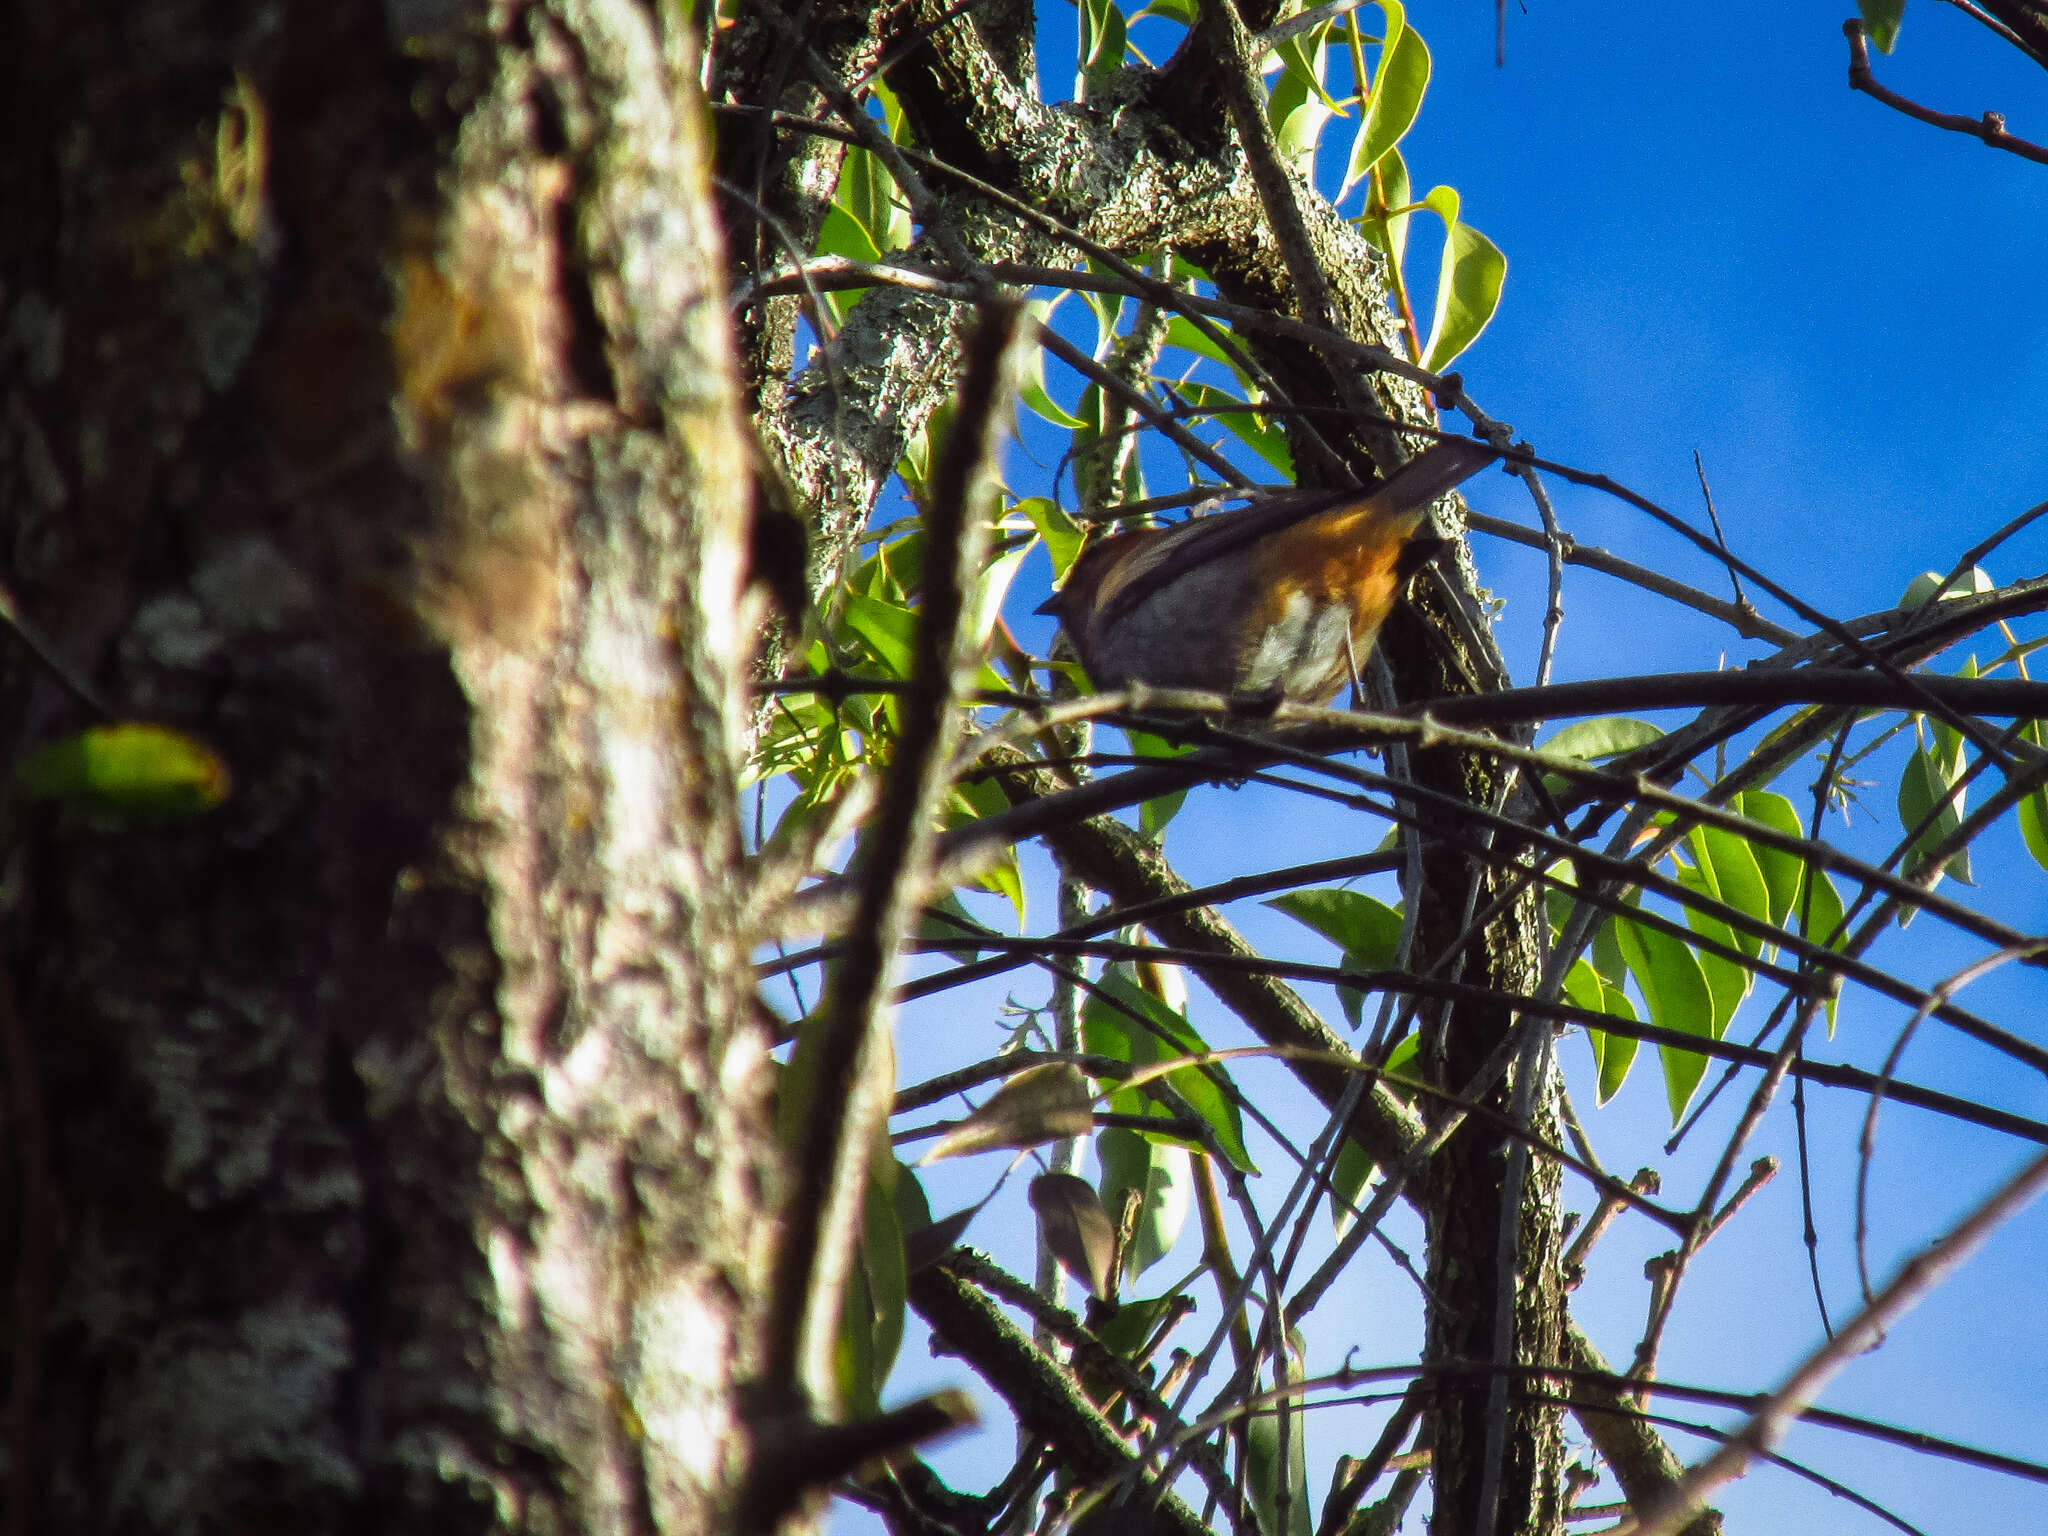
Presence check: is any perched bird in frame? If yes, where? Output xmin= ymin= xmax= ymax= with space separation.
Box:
xmin=1037 ymin=437 xmax=1500 ymax=705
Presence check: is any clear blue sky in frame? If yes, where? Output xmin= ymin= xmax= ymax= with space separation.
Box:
xmin=827 ymin=3 xmax=2048 ymax=1530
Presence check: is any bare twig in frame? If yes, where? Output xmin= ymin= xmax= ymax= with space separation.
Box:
xmin=1854 ymin=940 xmax=2048 ymax=1307
xmin=1634 ymin=1145 xmax=2048 ymax=1536
xmin=1689 ymin=451 xmax=1749 ymax=615
xmin=1844 ymin=18 xmax=2048 ymax=165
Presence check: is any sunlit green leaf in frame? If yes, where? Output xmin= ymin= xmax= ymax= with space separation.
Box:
xmin=18 ymin=722 xmax=232 ymax=819
xmin=1091 ymin=1293 xmax=1186 ymax=1360
xmin=1673 ymin=860 xmax=1751 ymax=1033
xmin=1341 ymin=1 xmax=1430 ymax=198
xmin=1329 ymin=1133 xmax=1375 ymax=1236
xmin=1563 ymin=956 xmax=1640 ymax=1103
xmin=945 ymin=777 xmax=1026 ymax=926
xmin=1898 ymin=737 xmax=1972 ymax=890
xmin=1540 ymin=716 xmax=1664 ymax=763
xmin=1162 ymin=314 xmax=1248 ymax=376
xmin=1021 ymin=299 xmax=1089 ymax=428
xmin=1900 ymin=564 xmax=1993 ymax=609
xmin=1016 ymin=495 xmax=1087 ymax=580
xmin=1130 ymin=728 xmax=1195 ymax=837
xmin=864 ymin=1160 xmax=908 ymax=1392
xmin=1268 ymin=26 xmax=1340 ymax=179
xmin=1418 ymin=186 xmax=1507 ymax=372
xmin=1267 ymin=886 xmax=1403 ymax=1027
xmin=1078 ymin=0 xmax=1128 ymax=98
xmin=1613 ymin=915 xmax=1716 ymax=1122
xmin=840 ymin=588 xmax=918 ymax=678
xmin=1172 ymin=381 xmax=1294 ymax=477
xmin=970 ymin=543 xmax=1030 ymax=648
xmin=1689 ymin=825 xmax=1772 ymax=956
xmin=1360 ymin=144 xmax=1414 ymax=269
xmin=1732 ymin=789 xmax=1808 ymax=930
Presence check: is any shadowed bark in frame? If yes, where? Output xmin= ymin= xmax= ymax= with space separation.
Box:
xmin=0 ymin=1 xmax=775 ymax=1530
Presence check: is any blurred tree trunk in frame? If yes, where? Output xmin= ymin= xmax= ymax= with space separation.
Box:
xmin=0 ymin=2 xmax=778 ymax=1531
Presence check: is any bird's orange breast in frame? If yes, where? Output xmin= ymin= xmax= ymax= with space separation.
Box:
xmin=1247 ymin=501 xmax=1424 ymax=635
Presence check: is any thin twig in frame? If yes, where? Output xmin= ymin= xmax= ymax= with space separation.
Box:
xmin=1634 ymin=1144 xmax=2048 ymax=1536
xmin=1844 ymin=19 xmax=2048 ymax=165
xmin=1853 ymin=940 xmax=2048 ymax=1307
xmin=1689 ymin=451 xmax=1749 ymax=614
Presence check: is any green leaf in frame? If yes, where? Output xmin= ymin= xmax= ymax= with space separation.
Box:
xmin=894 ymin=1159 xmax=934 ymax=1240
xmin=863 ymin=1160 xmax=908 ymax=1392
xmin=1900 ymin=564 xmax=1992 ymax=609
xmin=1688 ymin=825 xmax=1772 ymax=956
xmin=2019 ymin=722 xmax=2048 ymax=872
xmin=1613 ymin=914 xmax=1716 ymax=1122
xmin=1162 ymin=314 xmax=1249 ymax=376
xmin=970 ymin=543 xmax=1030 ymax=649
xmin=813 ymin=200 xmax=882 ymax=266
xmin=839 ymin=588 xmax=919 ymax=679
xmin=1097 ymin=1125 xmax=1191 ymax=1283
xmin=1732 ymin=789 xmax=1808 ymax=930
xmin=1798 ymin=858 xmax=1849 ymax=949
xmin=839 ymin=144 xmax=911 ymax=254
xmin=18 ymin=722 xmax=232 ymax=819
xmin=1016 ymin=495 xmax=1087 ymax=580
xmin=1078 ymin=0 xmax=1128 ymax=98
xmin=1266 ymin=888 xmax=1404 ymax=963
xmin=1268 ymin=26 xmax=1339 ymax=180
xmin=1266 ymin=886 xmax=1403 ymax=1027
xmin=1130 ymin=728 xmax=1194 ymax=837
xmin=1329 ymin=1133 xmax=1376 ymax=1236
xmin=1418 ymin=187 xmax=1507 ymax=372
xmin=1082 ymin=970 xmax=1256 ymax=1172
xmin=917 ymin=891 xmax=989 ymax=964
xmin=1341 ymin=1 xmax=1430 ymax=198
xmin=1673 ymin=861 xmax=1751 ymax=1033
xmin=1172 ymin=381 xmax=1294 ymax=477
xmin=1245 ymin=1341 xmax=1312 ymax=1536
xmin=1091 ymin=1293 xmax=1185 ymax=1360
xmin=1539 ymin=716 xmax=1664 ymax=763
xmin=1020 ymin=299 xmax=1089 ymax=429
xmin=833 ymin=1234 xmax=878 ymax=1415
xmin=944 ymin=779 xmax=1027 ymax=926
xmin=1563 ymin=956 xmax=1640 ymax=1103
xmin=1898 ymin=738 xmax=1972 ymax=890
xmin=1859 ymin=0 xmax=1905 ymax=54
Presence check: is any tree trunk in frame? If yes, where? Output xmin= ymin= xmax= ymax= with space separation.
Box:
xmin=0 ymin=2 xmax=776 ymax=1530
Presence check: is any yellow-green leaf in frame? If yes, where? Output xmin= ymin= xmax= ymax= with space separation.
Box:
xmin=1419 ymin=187 xmax=1507 ymax=373
xmin=18 ymin=722 xmax=232 ymax=819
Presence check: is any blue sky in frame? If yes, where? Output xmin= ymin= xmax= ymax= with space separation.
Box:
xmin=822 ymin=2 xmax=2048 ymax=1530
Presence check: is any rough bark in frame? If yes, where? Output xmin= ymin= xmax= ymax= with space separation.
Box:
xmin=0 ymin=2 xmax=774 ymax=1531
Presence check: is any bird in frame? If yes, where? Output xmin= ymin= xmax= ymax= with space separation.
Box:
xmin=1037 ymin=437 xmax=1500 ymax=706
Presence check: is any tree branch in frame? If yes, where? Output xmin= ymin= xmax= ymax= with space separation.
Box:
xmin=1844 ymin=18 xmax=2048 ymax=165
